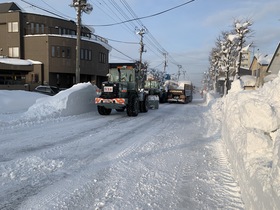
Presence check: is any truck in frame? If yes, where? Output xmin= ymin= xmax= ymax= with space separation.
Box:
xmin=95 ymin=65 xmax=149 ymax=117
xmin=167 ymin=81 xmax=193 ymax=104
xmin=144 ymin=74 xmax=167 ymax=104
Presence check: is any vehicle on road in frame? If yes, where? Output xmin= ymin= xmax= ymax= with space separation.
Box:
xmin=95 ymin=64 xmax=149 ymax=117
xmin=34 ymin=85 xmax=60 ymax=96
xmin=167 ymin=81 xmax=193 ymax=104
xmin=144 ymin=80 xmax=167 ymax=104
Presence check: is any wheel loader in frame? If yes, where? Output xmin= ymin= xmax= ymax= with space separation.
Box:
xmin=95 ymin=65 xmax=149 ymax=116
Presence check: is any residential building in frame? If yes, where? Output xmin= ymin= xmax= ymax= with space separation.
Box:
xmin=0 ymin=2 xmax=111 ymax=90
xmin=249 ymin=53 xmax=272 ymax=87
xmin=240 ymin=51 xmax=250 ymax=69
xmin=266 ymin=42 xmax=280 ymax=76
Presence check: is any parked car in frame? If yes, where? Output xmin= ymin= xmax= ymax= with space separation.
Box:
xmin=34 ymin=85 xmax=60 ymax=96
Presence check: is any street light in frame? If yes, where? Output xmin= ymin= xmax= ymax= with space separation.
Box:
xmin=71 ymin=0 xmax=93 ymax=84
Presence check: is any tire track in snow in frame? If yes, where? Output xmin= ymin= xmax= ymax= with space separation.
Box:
xmin=187 ymin=103 xmax=244 ymax=210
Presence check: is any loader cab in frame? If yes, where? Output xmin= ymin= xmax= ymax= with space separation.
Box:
xmin=107 ymin=66 xmax=137 ymax=91
xmin=108 ymin=67 xmax=135 ymax=82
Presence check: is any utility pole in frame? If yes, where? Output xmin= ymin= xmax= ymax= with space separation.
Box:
xmin=71 ymin=0 xmax=92 ymax=84
xmin=136 ymin=27 xmax=147 ymax=88
xmin=177 ymin=65 xmax=182 ymax=81
xmin=137 ymin=28 xmax=146 ymax=70
xmin=163 ymin=52 xmax=168 ymax=75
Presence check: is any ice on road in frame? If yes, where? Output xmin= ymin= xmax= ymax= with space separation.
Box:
xmin=0 ymin=90 xmax=244 ymax=209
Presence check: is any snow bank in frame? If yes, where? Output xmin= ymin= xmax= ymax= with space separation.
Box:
xmin=23 ymin=83 xmax=98 ymax=120
xmin=0 ymin=83 xmax=98 ymax=124
xmin=0 ymin=90 xmax=47 ymax=113
xmin=221 ymin=75 xmax=280 ymax=210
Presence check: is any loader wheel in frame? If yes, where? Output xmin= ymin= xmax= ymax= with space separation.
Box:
xmin=160 ymin=92 xmax=167 ymax=103
xmin=127 ymin=94 xmax=139 ymax=117
xmin=140 ymin=95 xmax=149 ymax=113
xmin=98 ymin=106 xmax=112 ymax=115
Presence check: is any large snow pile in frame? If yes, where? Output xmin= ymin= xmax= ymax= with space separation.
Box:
xmin=0 ymin=83 xmax=98 ymax=124
xmin=221 ymin=73 xmax=280 ymax=209
xmin=23 ymin=82 xmax=98 ymax=120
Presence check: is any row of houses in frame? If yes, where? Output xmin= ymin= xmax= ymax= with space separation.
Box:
xmin=216 ymin=43 xmax=280 ymax=94
xmin=0 ymin=2 xmax=112 ymax=91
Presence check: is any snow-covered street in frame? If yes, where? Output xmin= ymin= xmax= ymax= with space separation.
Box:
xmin=0 ymin=86 xmax=244 ymax=209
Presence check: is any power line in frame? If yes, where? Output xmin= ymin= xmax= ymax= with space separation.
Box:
xmin=111 ymin=46 xmax=136 ymax=61
xmin=41 ymin=0 xmax=73 ymax=20
xmin=92 ymin=0 xmax=196 ymax=27
xmin=20 ymin=0 xmax=70 ymax=20
xmin=104 ymin=38 xmax=138 ymax=44
xmin=19 ymin=0 xmax=188 ymax=75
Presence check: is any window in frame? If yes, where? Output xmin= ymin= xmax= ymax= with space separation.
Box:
xmin=56 ymin=46 xmax=60 ymax=57
xmin=9 ymin=47 xmax=19 ymax=57
xmin=51 ymin=46 xmax=71 ymax=59
xmin=36 ymin=23 xmax=39 ymax=33
xmin=85 ymin=49 xmax=88 ymax=60
xmin=81 ymin=49 xmax=84 ymax=60
xmin=51 ymin=46 xmax=56 ymax=57
xmin=88 ymin=50 xmax=92 ymax=60
xmin=61 ymin=47 xmax=65 ymax=58
xmin=41 ymin=24 xmax=45 ymax=33
xmin=66 ymin=48 xmax=71 ymax=58
xmin=8 ymin=22 xmax=18 ymax=32
xmin=99 ymin=52 xmax=106 ymax=63
xmin=30 ymin=23 xmax=34 ymax=34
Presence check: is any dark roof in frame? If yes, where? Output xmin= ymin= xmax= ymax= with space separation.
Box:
xmin=0 ymin=2 xmax=21 ymax=13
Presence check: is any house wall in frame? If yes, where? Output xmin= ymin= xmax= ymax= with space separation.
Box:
xmin=269 ymin=48 xmax=280 ymax=75
xmin=250 ymin=57 xmax=269 ymax=87
xmin=24 ymin=35 xmax=109 ymax=87
xmin=0 ymin=11 xmax=22 ymax=58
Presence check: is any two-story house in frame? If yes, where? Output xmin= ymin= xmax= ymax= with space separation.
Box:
xmin=249 ymin=53 xmax=272 ymax=87
xmin=0 ymin=2 xmax=111 ymax=90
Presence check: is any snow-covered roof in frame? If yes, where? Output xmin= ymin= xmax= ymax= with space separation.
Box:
xmin=255 ymin=53 xmax=273 ymax=65
xmin=0 ymin=57 xmax=33 ymax=65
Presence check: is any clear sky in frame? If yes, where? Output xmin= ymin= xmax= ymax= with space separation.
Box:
xmin=6 ymin=0 xmax=280 ymax=87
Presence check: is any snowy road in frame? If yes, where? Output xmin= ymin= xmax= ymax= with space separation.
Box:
xmin=0 ymin=99 xmax=244 ymax=209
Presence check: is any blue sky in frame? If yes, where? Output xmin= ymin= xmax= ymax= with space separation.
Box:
xmin=7 ymin=0 xmax=280 ymax=87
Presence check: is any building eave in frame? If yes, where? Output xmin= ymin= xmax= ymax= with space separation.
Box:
xmin=24 ymin=34 xmax=112 ymax=51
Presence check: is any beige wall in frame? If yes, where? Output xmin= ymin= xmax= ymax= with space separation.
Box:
xmin=0 ymin=12 xmax=22 ymax=58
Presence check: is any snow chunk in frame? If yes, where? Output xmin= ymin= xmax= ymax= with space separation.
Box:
xmin=239 ymin=99 xmax=278 ymax=133
xmin=240 ymin=75 xmax=256 ymax=87
xmin=228 ymin=79 xmax=243 ymax=93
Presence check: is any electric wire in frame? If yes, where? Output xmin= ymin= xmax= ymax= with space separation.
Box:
xmin=92 ymin=0 xmax=196 ymax=27
xmin=20 ymin=0 xmax=192 ymax=78
xmin=20 ymin=0 xmax=70 ymax=20
xmin=41 ymin=0 xmax=73 ymax=20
